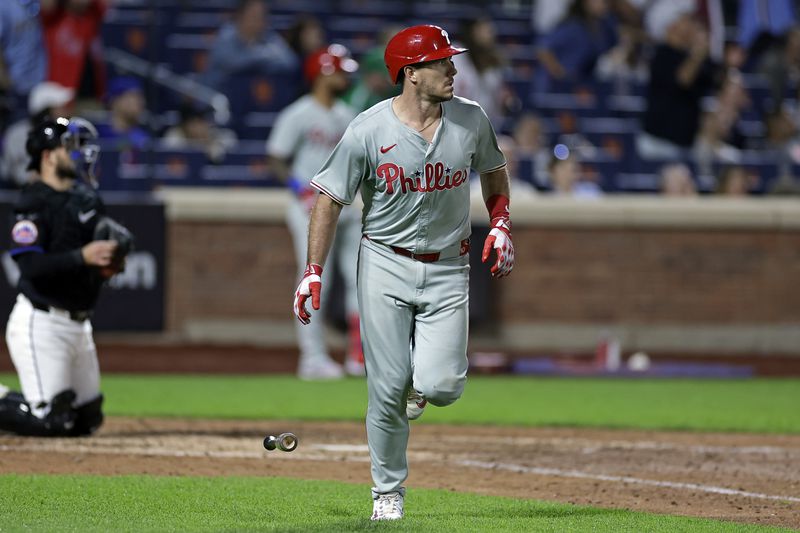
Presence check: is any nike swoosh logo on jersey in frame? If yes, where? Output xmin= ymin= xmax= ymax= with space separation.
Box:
xmin=78 ymin=209 xmax=96 ymax=224
xmin=380 ymin=144 xmax=397 ymax=154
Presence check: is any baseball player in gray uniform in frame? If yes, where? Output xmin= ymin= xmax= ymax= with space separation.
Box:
xmin=268 ymin=44 xmax=366 ymax=379
xmin=293 ymin=25 xmax=515 ymax=520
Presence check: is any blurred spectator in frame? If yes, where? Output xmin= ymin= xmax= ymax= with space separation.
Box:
xmin=703 ymin=0 xmax=726 ymax=63
xmin=0 ymin=0 xmax=47 ymax=120
xmin=453 ymin=16 xmax=515 ymax=126
xmin=533 ymin=0 xmax=571 ymax=35
xmin=94 ymin=77 xmax=150 ymax=150
xmin=757 ymin=25 xmax=800 ymax=111
xmin=762 ymin=105 xmax=800 ymax=176
xmin=469 ymin=134 xmax=539 ymax=200
xmin=343 ymin=48 xmax=398 ymax=112
xmin=693 ymin=111 xmax=741 ymax=168
xmin=41 ymin=0 xmax=107 ymax=102
xmin=715 ymin=165 xmax=752 ymax=196
xmin=285 ymin=15 xmax=325 ymax=64
xmin=512 ymin=112 xmax=551 ymax=188
xmin=471 ymin=134 xmax=538 ymax=199
xmin=547 ymin=145 xmax=604 ymax=197
xmin=595 ymin=1 xmax=648 ymax=86
xmin=763 ymin=105 xmax=799 ymax=151
xmin=693 ymin=71 xmax=749 ymax=170
xmin=715 ymin=70 xmax=751 ymax=138
xmin=659 ymin=162 xmax=698 ymax=196
xmin=343 ymin=26 xmax=401 ymax=112
xmin=738 ymin=0 xmax=796 ymax=64
xmin=1 ymin=81 xmax=73 ymax=187
xmin=202 ymin=0 xmax=299 ymax=91
xmin=534 ymin=0 xmax=618 ymax=94
xmin=723 ymin=41 xmax=748 ymax=72
xmin=637 ymin=1 xmax=719 ymax=160
xmin=162 ymin=103 xmax=237 ymax=163
xmin=498 ymin=135 xmax=538 ymax=198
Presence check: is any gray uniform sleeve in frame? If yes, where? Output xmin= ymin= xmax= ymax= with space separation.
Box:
xmin=472 ymin=107 xmax=507 ymax=174
xmin=310 ymin=125 xmax=367 ymax=205
xmin=266 ymin=107 xmax=301 ymax=159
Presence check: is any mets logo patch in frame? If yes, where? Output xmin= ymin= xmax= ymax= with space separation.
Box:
xmin=11 ymin=220 xmax=38 ymax=245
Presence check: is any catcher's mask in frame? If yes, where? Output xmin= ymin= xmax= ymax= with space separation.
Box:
xmin=384 ymin=25 xmax=467 ymax=84
xmin=62 ymin=117 xmax=101 ymax=188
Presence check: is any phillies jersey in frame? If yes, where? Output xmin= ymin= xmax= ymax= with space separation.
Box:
xmin=267 ymin=94 xmax=357 ymax=185
xmin=311 ymin=96 xmax=505 ymax=253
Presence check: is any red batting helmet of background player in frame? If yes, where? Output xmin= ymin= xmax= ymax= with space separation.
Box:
xmin=304 ymin=44 xmax=359 ymax=83
xmin=384 ymin=25 xmax=468 ymax=84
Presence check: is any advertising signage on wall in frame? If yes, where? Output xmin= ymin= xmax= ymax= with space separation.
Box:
xmin=0 ymin=192 xmax=165 ymax=331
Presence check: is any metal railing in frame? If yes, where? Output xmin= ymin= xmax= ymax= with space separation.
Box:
xmin=104 ymin=47 xmax=230 ymax=125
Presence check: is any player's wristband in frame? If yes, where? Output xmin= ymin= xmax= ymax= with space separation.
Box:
xmin=304 ymin=263 xmax=323 ymax=277
xmin=485 ymin=194 xmax=511 ymax=229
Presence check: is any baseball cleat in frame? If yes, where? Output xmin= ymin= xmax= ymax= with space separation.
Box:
xmin=297 ymin=358 xmax=344 ymax=381
xmin=371 ymin=490 xmax=404 ymax=521
xmin=406 ymin=389 xmax=427 ymax=420
xmin=344 ymin=358 xmax=366 ymax=377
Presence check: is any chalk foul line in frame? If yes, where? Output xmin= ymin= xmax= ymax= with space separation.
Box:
xmin=1 ymin=441 xmax=797 ymax=505
xmin=457 ymin=460 xmax=800 ymax=504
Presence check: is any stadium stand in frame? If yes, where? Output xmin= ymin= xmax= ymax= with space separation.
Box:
xmin=1 ymin=0 xmax=798 ymax=196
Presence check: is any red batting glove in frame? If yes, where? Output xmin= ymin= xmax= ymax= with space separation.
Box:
xmin=481 ymin=194 xmax=514 ymax=278
xmin=293 ymin=263 xmax=323 ymax=324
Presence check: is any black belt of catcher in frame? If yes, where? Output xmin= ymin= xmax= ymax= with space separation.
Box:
xmin=31 ymin=301 xmax=93 ymax=322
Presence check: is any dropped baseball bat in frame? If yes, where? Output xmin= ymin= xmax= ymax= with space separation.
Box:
xmin=263 ymin=432 xmax=298 ymax=452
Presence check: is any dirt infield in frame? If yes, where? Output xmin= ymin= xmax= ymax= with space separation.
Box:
xmin=0 ymin=418 xmax=798 ymax=529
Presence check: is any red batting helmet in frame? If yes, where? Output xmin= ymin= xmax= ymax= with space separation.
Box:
xmin=384 ymin=25 xmax=467 ymax=84
xmin=304 ymin=44 xmax=359 ymax=83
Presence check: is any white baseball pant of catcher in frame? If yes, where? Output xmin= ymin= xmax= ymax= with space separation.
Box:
xmin=5 ymin=294 xmax=101 ymax=417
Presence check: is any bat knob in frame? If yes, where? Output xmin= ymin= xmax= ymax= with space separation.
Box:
xmin=276 ymin=432 xmax=298 ymax=452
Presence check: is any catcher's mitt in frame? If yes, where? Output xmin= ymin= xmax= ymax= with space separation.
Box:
xmin=93 ymin=216 xmax=134 ymax=277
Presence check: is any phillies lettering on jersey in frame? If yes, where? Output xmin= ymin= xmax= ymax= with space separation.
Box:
xmin=306 ymin=128 xmax=343 ymax=150
xmin=376 ymin=162 xmax=469 ymax=194
xmin=311 ymin=96 xmax=505 ymax=253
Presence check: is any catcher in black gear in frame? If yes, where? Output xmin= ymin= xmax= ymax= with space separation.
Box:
xmin=0 ymin=116 xmax=133 ymax=437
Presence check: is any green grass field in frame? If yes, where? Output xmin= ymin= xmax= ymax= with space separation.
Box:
xmin=45 ymin=374 xmax=800 ymax=433
xmin=0 ymin=475 xmax=790 ymax=533
xmin=1 ymin=373 xmax=798 ymax=532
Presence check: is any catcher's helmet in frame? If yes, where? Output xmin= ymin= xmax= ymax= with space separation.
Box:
xmin=25 ymin=117 xmax=70 ymax=172
xmin=384 ymin=25 xmax=467 ymax=84
xmin=25 ymin=116 xmax=100 ymax=185
xmin=304 ymin=44 xmax=359 ymax=83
